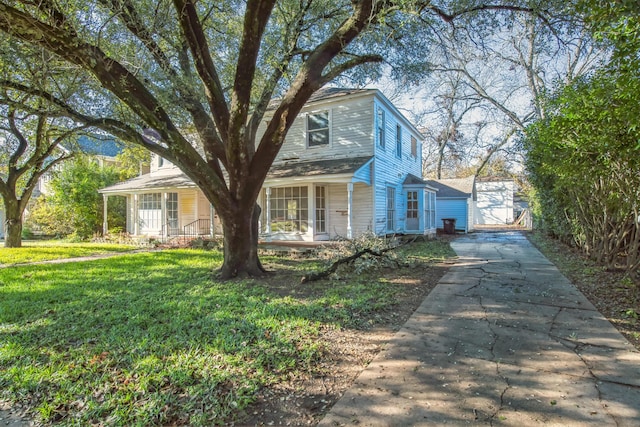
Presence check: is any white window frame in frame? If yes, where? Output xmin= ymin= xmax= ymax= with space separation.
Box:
xmin=315 ymin=185 xmax=328 ymax=234
xmin=269 ymin=186 xmax=309 ymax=233
xmin=386 ymin=187 xmax=396 ymax=232
xmin=410 ymin=136 xmax=417 ymax=159
xmin=425 ymin=191 xmax=436 ymax=229
xmin=306 ymin=110 xmax=331 ymax=148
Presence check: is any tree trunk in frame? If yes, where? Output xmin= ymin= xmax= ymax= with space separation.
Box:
xmin=217 ymin=203 xmax=265 ymax=279
xmin=4 ymin=202 xmax=23 ymax=248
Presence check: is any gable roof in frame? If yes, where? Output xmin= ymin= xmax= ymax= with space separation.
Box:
xmin=306 ymin=87 xmax=376 ymax=103
xmin=426 ymin=177 xmax=476 ymax=199
xmin=403 ymin=173 xmax=425 ymax=186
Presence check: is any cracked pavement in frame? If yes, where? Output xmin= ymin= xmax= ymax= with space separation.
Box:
xmin=318 ymin=231 xmax=640 ymax=426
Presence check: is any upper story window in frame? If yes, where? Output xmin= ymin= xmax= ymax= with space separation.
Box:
xmin=396 ymin=124 xmax=402 ymax=158
xmin=377 ymin=107 xmax=386 ymax=148
xmin=158 ymin=156 xmax=165 ymax=168
xmin=411 ymin=136 xmax=417 ymax=158
xmin=307 ymin=110 xmax=330 ymax=147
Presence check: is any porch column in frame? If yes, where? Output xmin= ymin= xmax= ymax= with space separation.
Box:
xmin=133 ymin=193 xmax=139 ymax=235
xmin=265 ymin=187 xmax=272 ymax=242
xmin=162 ymin=192 xmax=167 ymax=237
xmin=347 ymin=182 xmax=353 ymax=239
xmin=102 ymin=194 xmax=108 ymax=236
xmin=209 ymin=203 xmax=215 ymax=238
xmin=194 ymin=191 xmax=199 ymax=234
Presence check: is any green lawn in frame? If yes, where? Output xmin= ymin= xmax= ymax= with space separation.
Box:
xmin=0 ymin=241 xmax=138 ymax=266
xmin=0 ymin=241 xmax=455 ymax=426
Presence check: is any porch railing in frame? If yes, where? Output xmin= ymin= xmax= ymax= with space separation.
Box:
xmin=160 ymin=222 xmax=180 ymax=241
xmin=159 ymin=219 xmax=212 ymax=243
xmin=182 ymin=218 xmax=211 ymax=241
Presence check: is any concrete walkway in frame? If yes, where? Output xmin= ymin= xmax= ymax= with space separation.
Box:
xmin=319 ymin=231 xmax=640 ymax=426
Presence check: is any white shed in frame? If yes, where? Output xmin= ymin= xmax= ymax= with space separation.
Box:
xmin=474 ymin=179 xmax=515 ymax=225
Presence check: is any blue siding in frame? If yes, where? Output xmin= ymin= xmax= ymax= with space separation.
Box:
xmin=372 ymin=96 xmax=423 ymax=235
xmin=435 ymin=199 xmax=468 ymax=233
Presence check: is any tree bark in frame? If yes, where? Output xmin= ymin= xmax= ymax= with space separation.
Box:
xmin=217 ymin=203 xmax=265 ymax=279
xmin=3 ymin=200 xmax=23 ymax=248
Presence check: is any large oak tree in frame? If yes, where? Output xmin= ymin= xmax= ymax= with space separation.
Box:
xmin=0 ymin=0 xmax=551 ymax=277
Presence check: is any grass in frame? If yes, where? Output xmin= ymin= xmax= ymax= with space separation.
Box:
xmin=0 ymin=241 xmax=138 ymax=266
xmin=0 ymin=240 xmax=455 ymax=426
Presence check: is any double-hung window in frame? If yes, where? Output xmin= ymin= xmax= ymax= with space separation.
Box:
xmin=396 ymin=125 xmax=402 ymax=158
xmin=307 ymin=111 xmax=330 ymax=147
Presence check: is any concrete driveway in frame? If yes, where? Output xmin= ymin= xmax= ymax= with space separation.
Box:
xmin=319 ymin=231 xmax=640 ymax=426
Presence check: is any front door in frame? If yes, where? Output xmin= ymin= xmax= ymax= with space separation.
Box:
xmin=406 ymin=191 xmax=419 ymax=231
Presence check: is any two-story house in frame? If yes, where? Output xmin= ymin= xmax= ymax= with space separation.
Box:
xmin=99 ymin=88 xmax=437 ymax=241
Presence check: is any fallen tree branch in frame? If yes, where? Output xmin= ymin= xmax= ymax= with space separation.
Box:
xmin=301 ymin=247 xmax=394 ymax=283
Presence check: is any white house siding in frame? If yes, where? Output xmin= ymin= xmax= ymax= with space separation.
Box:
xmin=475 ymin=181 xmax=514 ymax=225
xmin=467 ymin=198 xmax=475 ymax=232
xmin=197 ymin=192 xmax=210 ymax=220
xmin=327 ymin=182 xmax=373 ymax=238
xmin=262 ymin=95 xmax=375 ymax=164
xmin=436 ymin=199 xmax=469 ymax=233
xmin=372 ymin=98 xmax=423 ymax=235
xmin=179 ymin=190 xmax=197 ymax=228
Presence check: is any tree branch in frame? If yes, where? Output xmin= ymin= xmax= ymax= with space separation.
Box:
xmin=172 ymin=0 xmax=230 ymax=137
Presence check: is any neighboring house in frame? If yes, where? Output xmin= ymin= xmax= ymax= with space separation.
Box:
xmin=426 ymin=177 xmax=476 ymax=233
xmin=474 ymin=178 xmax=515 ymax=225
xmin=99 ymin=87 xmax=438 ymax=241
xmin=0 ymin=136 xmax=124 ymax=240
xmin=34 ymin=136 xmax=125 ymax=198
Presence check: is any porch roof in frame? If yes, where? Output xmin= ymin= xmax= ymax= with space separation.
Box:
xmin=99 ymin=156 xmax=374 ymax=195
xmin=98 ymin=168 xmax=197 ymax=195
xmin=266 ymin=156 xmax=373 ymax=181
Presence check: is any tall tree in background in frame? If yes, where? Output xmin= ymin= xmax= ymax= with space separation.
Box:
xmin=415 ymin=8 xmax=604 ymax=178
xmin=0 ymin=105 xmax=77 ymax=247
xmin=0 ymin=40 xmax=86 ymax=247
xmin=0 ymin=0 xmax=557 ymax=277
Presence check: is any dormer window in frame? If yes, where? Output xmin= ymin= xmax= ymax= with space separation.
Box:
xmin=307 ymin=110 xmax=330 ymax=147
